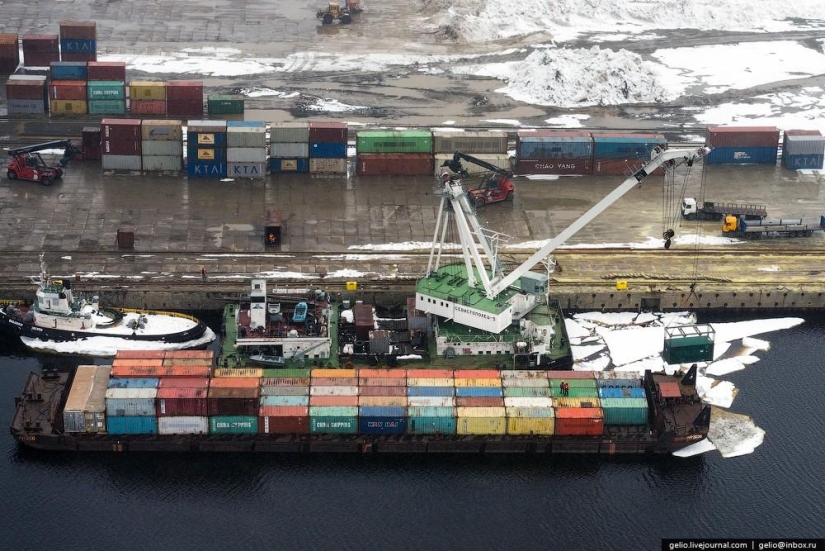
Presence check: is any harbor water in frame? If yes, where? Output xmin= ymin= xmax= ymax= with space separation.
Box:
xmin=0 ymin=312 xmax=823 ymax=550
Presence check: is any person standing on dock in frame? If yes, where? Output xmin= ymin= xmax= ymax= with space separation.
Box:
xmin=201 ymin=267 xmax=207 ymax=282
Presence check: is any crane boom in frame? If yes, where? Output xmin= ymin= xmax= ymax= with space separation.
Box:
xmin=441 ymin=151 xmax=513 ymax=177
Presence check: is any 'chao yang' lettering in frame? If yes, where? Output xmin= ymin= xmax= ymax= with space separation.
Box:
xmin=454 ymin=305 xmax=495 ymax=321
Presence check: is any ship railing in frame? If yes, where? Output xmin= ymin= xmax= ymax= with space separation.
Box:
xmin=120 ymin=308 xmax=201 ymax=324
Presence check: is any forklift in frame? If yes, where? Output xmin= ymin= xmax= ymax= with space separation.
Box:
xmin=6 ymin=140 xmax=80 ymax=186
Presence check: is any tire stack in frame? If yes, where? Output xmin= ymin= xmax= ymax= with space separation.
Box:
xmin=309 ymin=122 xmax=348 ymax=176
xmin=226 ymin=121 xmax=267 ymax=179
xmin=0 ymin=33 xmax=19 ymax=74
xmin=59 ymin=20 xmax=97 ymax=62
xmin=269 ymin=123 xmax=310 ymax=174
xmin=141 ymin=120 xmax=183 ymax=173
xmin=102 ymin=119 xmax=142 ymax=172
xmin=187 ymin=120 xmax=227 ymax=179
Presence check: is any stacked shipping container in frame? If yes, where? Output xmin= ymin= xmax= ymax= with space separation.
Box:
xmin=226 ymin=121 xmax=267 ymax=179
xmin=129 ymin=81 xmax=167 ymax=115
xmin=355 ymin=130 xmax=434 ymax=176
xmin=406 ymin=369 xmax=456 ymax=434
xmin=63 ymin=365 xmax=111 ymax=433
xmin=309 ymin=122 xmax=348 ymax=175
xmin=705 ymin=126 xmax=780 ymax=165
xmin=501 ymin=370 xmax=555 ymax=435
xmin=88 ymin=79 xmax=126 ymax=115
xmin=454 ymin=370 xmax=506 ymax=435
xmin=516 ymin=130 xmax=594 ymax=175
xmin=208 ymin=376 xmax=259 ymax=434
xmin=782 ymin=130 xmax=825 ymax=170
xmin=6 ymin=74 xmax=48 ymax=114
xmin=358 ymin=369 xmax=408 ymax=435
xmin=102 ymin=118 xmax=142 ymax=171
xmin=49 ymin=64 xmax=87 ymax=115
xmin=432 ymin=131 xmax=510 ymax=176
xmin=22 ymin=34 xmax=60 ymax=67
xmin=167 ymin=80 xmax=203 ymax=117
xmin=309 ymin=369 xmax=359 ymax=433
xmin=59 ymin=20 xmax=97 ymax=62
xmin=547 ymin=371 xmax=603 ymax=436
xmin=187 ymin=120 xmax=227 ymax=179
xmin=0 ymin=34 xmax=19 ymax=74
xmin=269 ymin=123 xmax=310 ymax=173
xmin=591 ymin=132 xmax=667 ymax=175
xmin=141 ymin=120 xmax=183 ymax=172
xmin=595 ymin=371 xmax=649 ymax=426
xmin=259 ymin=369 xmax=312 ymax=434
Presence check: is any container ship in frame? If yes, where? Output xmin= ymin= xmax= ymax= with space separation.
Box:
xmin=10 ymin=351 xmax=709 ymax=455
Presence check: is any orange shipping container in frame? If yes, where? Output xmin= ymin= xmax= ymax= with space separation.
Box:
xmin=554 ymin=407 xmax=605 ymax=436
xmin=309 ymin=395 xmax=359 ymax=407
xmin=259 ymin=406 xmax=309 ymax=417
xmin=165 ymin=350 xmax=214 ymax=359
xmin=453 ymin=370 xmax=501 ymax=379
xmin=110 ymin=365 xmax=211 ymax=378
xmin=456 ymin=397 xmax=504 ymax=408
xmin=209 ymin=377 xmax=260 ymax=389
xmin=357 ymin=368 xmax=407 ymax=378
xmin=112 ymin=358 xmax=164 ymax=368
xmin=157 ymin=377 xmax=209 ymax=389
xmin=162 ymin=358 xmax=212 ymax=367
xmin=115 ymin=350 xmax=166 ymax=360
xmin=406 ymin=369 xmax=454 ymax=379
xmin=311 ymin=369 xmax=357 ymax=378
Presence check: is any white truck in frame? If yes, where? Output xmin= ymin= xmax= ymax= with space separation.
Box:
xmin=682 ymin=198 xmax=767 ymax=221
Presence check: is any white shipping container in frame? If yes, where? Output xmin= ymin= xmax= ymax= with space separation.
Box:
xmin=227 ymin=162 xmax=266 ymax=179
xmin=270 ymin=123 xmax=309 ymax=143
xmin=785 ymin=135 xmax=825 ymax=156
xmin=187 ymin=120 xmax=227 ymax=132
xmin=227 ymin=127 xmax=267 ymax=148
xmin=407 ymin=396 xmax=455 ymax=407
xmin=102 ymin=154 xmax=142 ymax=171
xmin=309 ymin=385 xmax=359 ymax=396
xmin=407 ymin=377 xmax=455 ymax=387
xmin=309 ymin=157 xmax=347 ymax=174
xmin=506 ymin=407 xmax=555 ymax=418
xmin=502 ymin=378 xmax=551 ymax=388
xmin=270 ymin=142 xmax=310 ymax=158
xmin=106 ymin=387 xmax=157 ymax=417
xmin=158 ymin=416 xmax=209 ymax=435
xmin=596 ymin=371 xmax=643 ymax=381
xmin=504 ymin=397 xmax=554 ymax=408
xmin=141 ymin=140 xmax=182 ymax=156
xmin=142 ymin=155 xmax=182 ymax=172
xmin=500 ymin=370 xmax=548 ymax=379
xmin=226 ymin=147 xmax=267 ymax=163
xmin=63 ymin=365 xmax=111 ymax=433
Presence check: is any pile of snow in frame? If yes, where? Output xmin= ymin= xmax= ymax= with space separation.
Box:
xmin=21 ymin=328 xmax=216 ymax=358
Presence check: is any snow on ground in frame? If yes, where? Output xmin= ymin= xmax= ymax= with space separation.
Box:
xmin=21 ymin=328 xmax=216 ymax=358
xmin=304 ymin=98 xmax=367 ymax=112
xmin=544 ymin=114 xmax=590 ymax=128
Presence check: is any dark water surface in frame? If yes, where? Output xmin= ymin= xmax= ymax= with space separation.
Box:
xmin=1 ymin=313 xmax=823 ymax=550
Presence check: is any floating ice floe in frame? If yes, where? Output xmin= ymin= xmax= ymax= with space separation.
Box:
xmin=697 ymin=376 xmax=738 ymax=408
xmin=707 ymin=408 xmax=766 ymax=458
xmin=673 ymin=438 xmax=718 ymax=458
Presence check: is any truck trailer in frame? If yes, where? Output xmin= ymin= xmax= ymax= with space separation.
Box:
xmin=722 ymin=215 xmax=825 ymax=239
xmin=682 ymin=198 xmax=767 ymax=221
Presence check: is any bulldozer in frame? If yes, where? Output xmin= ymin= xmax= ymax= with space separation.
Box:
xmin=317 ymin=0 xmax=361 ymax=24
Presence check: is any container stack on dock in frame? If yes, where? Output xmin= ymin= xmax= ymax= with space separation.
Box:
xmin=516 ymin=130 xmax=594 ymax=175
xmin=129 ymin=81 xmax=167 ymax=115
xmin=309 ymin=369 xmax=359 ymax=434
xmin=782 ymin=130 xmax=825 ymax=170
xmin=102 ymin=119 xmax=142 ymax=171
xmin=226 ymin=121 xmax=267 ymax=179
xmin=406 ymin=369 xmax=456 ymax=435
xmin=548 ymin=371 xmax=603 ymax=436
xmin=355 ymin=130 xmax=434 ymax=176
xmin=157 ymin=376 xmax=209 ymax=435
xmin=0 ymin=34 xmax=19 ymax=74
xmin=432 ymin=131 xmax=510 ymax=175
xmin=141 ymin=120 xmax=183 ymax=173
xmin=358 ymin=368 xmax=408 ymax=435
xmin=705 ymin=126 xmax=780 ymax=165
xmin=87 ymin=76 xmax=126 ymax=116
xmin=501 ymin=370 xmax=555 ymax=435
xmin=187 ymin=120 xmax=227 ymax=179
xmin=22 ymin=34 xmax=60 ymax=67
xmin=309 ymin=122 xmax=348 ymax=176
xmin=208 ymin=374 xmax=259 ymax=434
xmin=591 ymin=132 xmax=667 ymax=175
xmin=595 ymin=372 xmax=649 ymax=426
xmin=454 ymin=370 xmax=506 ymax=435
xmin=207 ymin=94 xmax=244 ymax=116
xmin=63 ymin=365 xmax=111 ymax=433
xmin=258 ymin=369 xmax=312 ymax=434
xmin=49 ymin=74 xmax=87 ymax=115
xmin=269 ymin=123 xmax=310 ymax=174
xmin=59 ymin=20 xmax=97 ymax=62
xmin=82 ymin=126 xmax=102 ymax=160
xmin=6 ymin=74 xmax=48 ymax=114
xmin=167 ymin=80 xmax=203 ymax=117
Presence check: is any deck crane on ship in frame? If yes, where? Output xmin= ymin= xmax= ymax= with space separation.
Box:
xmin=415 ymin=145 xmax=711 ymax=367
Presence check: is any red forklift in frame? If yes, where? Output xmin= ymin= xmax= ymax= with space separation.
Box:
xmin=440 ymin=151 xmax=515 ymax=207
xmin=6 ymin=140 xmax=80 ymax=186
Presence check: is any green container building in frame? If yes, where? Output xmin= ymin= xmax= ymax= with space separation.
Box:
xmin=663 ymin=325 xmax=715 ymax=364
xmin=310 ymin=416 xmax=358 ymax=434
xmin=87 ymin=81 xmax=126 ymax=100
xmin=209 ymin=415 xmax=258 ymax=434
xmin=356 ymin=130 xmax=433 ymax=154
xmin=88 ymin=99 xmax=126 ymax=115
xmin=599 ymin=398 xmax=649 ymax=425
xmin=207 ymin=94 xmax=244 ymax=115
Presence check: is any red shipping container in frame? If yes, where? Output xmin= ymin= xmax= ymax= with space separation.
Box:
xmin=592 ymin=158 xmax=664 ymax=176
xmin=358 ymin=386 xmax=408 ymax=397
xmin=61 ymin=53 xmax=97 ymax=62
xmin=456 ymin=397 xmax=504 ymax=408
xmin=259 ymin=415 xmax=310 ymax=434
xmin=309 ymin=395 xmax=359 ymax=407
xmin=407 ymin=369 xmax=454 ymax=378
xmin=356 ymin=153 xmax=434 ymax=176
xmin=310 ymin=377 xmax=359 ymax=386
xmin=110 ymin=365 xmax=211 ymax=378
xmin=22 ymin=34 xmax=59 ymax=53
xmin=706 ymin=126 xmax=779 ymax=148
xmin=166 ymin=99 xmax=203 ymax=116
xmin=87 ymin=61 xmax=126 ymax=81
xmin=208 ymin=398 xmax=259 ymax=416
xmin=166 ymin=80 xmax=204 ymax=100
xmin=260 ymin=377 xmax=311 ymax=386
xmin=6 ymin=81 xmax=46 ymax=100
xmin=516 ymin=158 xmax=593 ymax=175
xmin=23 ymin=52 xmax=60 ymax=67
xmin=158 ymin=377 xmax=210 ymax=389
xmin=59 ymin=20 xmax=97 ymax=40
xmin=0 ymin=59 xmax=19 ymax=74
xmin=547 ymin=371 xmax=594 ymax=380
xmin=554 ymin=407 xmax=605 ymax=436
xmin=259 ymin=406 xmax=309 ymax=417
xmin=454 ymin=370 xmax=501 ymax=379
xmin=130 ymin=100 xmax=167 ymax=115
xmin=49 ymin=80 xmax=87 ymax=101
xmin=309 ymin=121 xmax=347 ymax=143
xmin=156 ymin=387 xmax=208 ymax=416
xmin=358 ymin=368 xmax=407 ymax=378
xmin=115 ymin=350 xmax=165 ymax=360
xmin=102 ymin=118 xmax=142 ymax=141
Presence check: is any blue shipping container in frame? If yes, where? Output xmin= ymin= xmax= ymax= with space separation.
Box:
xmin=358 ymin=406 xmax=406 ymax=417
xmin=61 ymin=39 xmax=96 ymax=54
xmin=784 ymin=154 xmax=824 ymax=170
xmin=187 ymin=131 xmax=227 ymax=147
xmin=309 ymin=142 xmax=347 ymax=159
xmin=106 ymin=416 xmax=158 ymax=435
xmin=706 ymin=147 xmax=778 ymax=165
xmin=598 ymin=387 xmax=647 ymax=399
xmin=407 ymin=406 xmax=456 ymax=418
xmin=455 ymin=387 xmax=503 ymax=398
xmin=187 ymin=146 xmax=226 ymax=162
xmin=269 ymin=158 xmax=309 ymax=173
xmin=592 ymin=136 xmax=666 ymax=159
xmin=107 ymin=377 xmax=160 ymax=389
xmin=518 ymin=138 xmax=593 ymax=160
xmin=260 ymin=395 xmax=309 ymax=407
xmin=50 ymin=62 xmax=88 ymax=80
xmin=358 ymin=416 xmax=407 ymax=435
xmin=407 ymin=386 xmax=454 ymax=397
xmin=407 ymin=416 xmax=457 ymax=435
xmin=187 ymin=161 xmax=227 ymax=179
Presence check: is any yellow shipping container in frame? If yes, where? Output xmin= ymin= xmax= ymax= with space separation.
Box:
xmin=311 ymin=369 xmax=357 ymax=378
xmin=358 ymin=396 xmax=407 ymax=407
xmin=161 ymin=358 xmax=212 ymax=367
xmin=553 ymin=397 xmax=601 ymax=408
xmin=507 ymin=417 xmax=555 ymax=435
xmin=407 ymin=377 xmax=455 ymax=387
xmin=214 ymin=368 xmax=263 ymax=378
xmin=457 ymin=417 xmax=507 ymax=435
xmin=50 ymin=100 xmax=87 ymax=115
xmin=130 ymin=81 xmax=167 ymax=100
xmin=456 ymin=406 xmax=505 ymax=418
xmin=454 ymin=378 xmax=502 ymax=388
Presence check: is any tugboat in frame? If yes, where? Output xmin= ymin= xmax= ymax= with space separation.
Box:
xmin=0 ymin=254 xmax=214 ymax=355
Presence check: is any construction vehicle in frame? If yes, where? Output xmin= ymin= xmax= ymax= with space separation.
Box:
xmin=682 ymin=198 xmax=767 ymax=221
xmin=6 ymin=140 xmax=80 ymax=186
xmin=440 ymin=151 xmax=515 ymax=208
xmin=317 ymin=0 xmax=361 ymax=24
xmin=722 ymin=214 xmax=825 ymax=239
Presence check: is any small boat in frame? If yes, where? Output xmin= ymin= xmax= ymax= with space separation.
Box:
xmin=292 ymin=301 xmax=308 ymax=323
xmin=248 ymin=353 xmax=286 ymax=368
xmin=0 ymin=254 xmax=214 ymax=355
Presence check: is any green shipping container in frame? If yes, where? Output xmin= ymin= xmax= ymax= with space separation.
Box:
xmin=550 ymin=386 xmax=599 ymax=398
xmin=88 ymin=99 xmax=126 ymax=115
xmin=663 ymin=335 xmax=714 ymax=364
xmin=548 ymin=379 xmax=597 ymax=389
xmin=503 ymin=387 xmax=552 ymax=398
xmin=599 ymin=398 xmax=649 ymax=425
xmin=356 ymin=130 xmax=433 ymax=154
xmin=310 ymin=416 xmax=358 ymax=434
xmin=208 ymin=94 xmax=244 ymax=115
xmin=209 ymin=415 xmax=258 ymax=434
xmin=87 ymin=81 xmax=126 ymax=100
xmin=407 ymin=416 xmax=457 ymax=435
xmin=262 ymin=368 xmax=312 ymax=378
